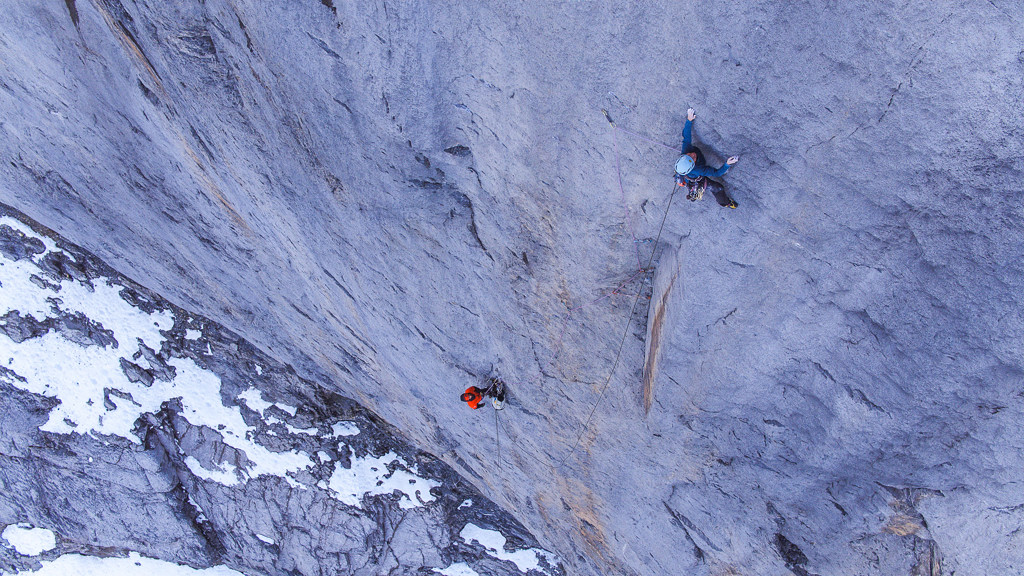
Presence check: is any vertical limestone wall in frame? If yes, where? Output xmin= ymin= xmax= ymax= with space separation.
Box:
xmin=2 ymin=1 xmax=1022 ymax=574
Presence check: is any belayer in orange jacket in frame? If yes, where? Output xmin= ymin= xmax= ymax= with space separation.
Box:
xmin=461 ymin=387 xmax=487 ymax=409
xmin=460 ymin=377 xmax=506 ymax=410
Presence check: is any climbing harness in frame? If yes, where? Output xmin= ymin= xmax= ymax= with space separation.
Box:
xmin=484 ymin=376 xmax=507 ymax=405
xmin=682 ymin=176 xmax=708 ymax=202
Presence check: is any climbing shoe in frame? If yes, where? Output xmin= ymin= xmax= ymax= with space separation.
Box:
xmin=726 ymin=200 xmax=738 ymax=209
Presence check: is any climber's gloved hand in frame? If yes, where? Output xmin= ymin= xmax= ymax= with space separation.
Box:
xmin=687 ymin=108 xmax=696 ymax=121
xmin=726 ymin=156 xmax=739 ymax=165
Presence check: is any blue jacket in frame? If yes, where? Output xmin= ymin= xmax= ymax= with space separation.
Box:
xmin=679 ymin=118 xmax=730 ymax=179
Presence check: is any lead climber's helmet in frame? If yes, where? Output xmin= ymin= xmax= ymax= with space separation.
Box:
xmin=674 ymin=154 xmax=695 ymax=176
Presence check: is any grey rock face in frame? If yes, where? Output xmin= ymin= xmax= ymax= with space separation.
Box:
xmin=2 ymin=1 xmax=1023 ymax=575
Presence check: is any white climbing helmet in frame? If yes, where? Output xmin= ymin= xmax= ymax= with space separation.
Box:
xmin=675 ymin=155 xmax=695 ymax=175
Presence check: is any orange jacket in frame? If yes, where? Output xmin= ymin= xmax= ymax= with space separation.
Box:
xmin=462 ymin=386 xmax=485 ymax=409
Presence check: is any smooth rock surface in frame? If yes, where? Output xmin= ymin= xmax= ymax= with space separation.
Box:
xmin=2 ymin=1 xmax=1023 ymax=575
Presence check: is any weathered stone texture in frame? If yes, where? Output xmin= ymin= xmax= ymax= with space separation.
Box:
xmin=2 ymin=1 xmax=1023 ymax=575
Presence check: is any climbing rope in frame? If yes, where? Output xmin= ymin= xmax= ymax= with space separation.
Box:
xmin=613 ymin=126 xmax=645 ymax=270
xmin=614 ymin=125 xmax=678 ymax=152
xmin=556 ymin=180 xmax=677 ymax=468
xmin=494 ymin=405 xmax=501 ymax=469
xmin=549 ymin=111 xmax=673 ymax=363
xmin=551 ymin=266 xmax=648 ymax=362
xmin=483 ymin=110 xmax=680 ymax=473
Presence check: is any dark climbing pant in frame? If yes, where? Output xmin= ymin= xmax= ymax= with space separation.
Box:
xmin=704 ymin=179 xmax=734 ymax=207
xmin=685 ymin=177 xmax=733 ymax=207
xmin=682 ymin=146 xmax=733 ymax=207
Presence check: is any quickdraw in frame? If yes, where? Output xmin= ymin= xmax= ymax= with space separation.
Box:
xmin=681 ymin=175 xmax=708 ymax=202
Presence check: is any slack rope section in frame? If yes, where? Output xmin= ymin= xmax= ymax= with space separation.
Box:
xmin=555 ymin=110 xmax=681 ymax=467
xmin=557 ymin=181 xmax=677 ymax=468
xmin=468 ymin=110 xmax=682 ymax=473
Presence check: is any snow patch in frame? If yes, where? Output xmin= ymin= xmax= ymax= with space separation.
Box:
xmin=327 ymin=450 xmax=440 ymax=509
xmin=186 ymin=495 xmax=208 ymax=523
xmin=0 ymin=223 xmax=312 ymax=487
xmin=0 ymin=227 xmax=171 ymax=349
xmin=0 ymin=216 xmax=448 ymax=514
xmin=160 ymin=358 xmax=313 ymax=486
xmin=1 ymin=217 xmax=58 ymax=253
xmin=255 ymin=534 xmax=275 ymax=545
xmin=458 ymin=499 xmax=473 ymax=510
xmin=184 ymin=456 xmax=241 ymax=486
xmin=236 ymin=388 xmax=297 ymax=418
xmin=236 ymin=388 xmax=273 ymax=415
xmin=331 ymin=421 xmax=360 ymax=437
xmin=275 ymin=403 xmax=297 ymax=417
xmin=460 ymin=523 xmax=559 ymax=574
xmin=1 ymin=551 xmax=246 ymax=575
xmin=185 ymin=329 xmax=202 ymax=340
xmin=1 ymin=524 xmax=56 ymax=556
xmin=433 ymin=563 xmax=481 ymax=576
xmin=285 ymin=423 xmax=318 ymax=436
xmin=0 ymin=313 xmax=174 ymax=440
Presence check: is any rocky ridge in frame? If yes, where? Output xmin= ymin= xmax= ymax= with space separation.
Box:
xmin=0 ymin=204 xmax=562 ymax=576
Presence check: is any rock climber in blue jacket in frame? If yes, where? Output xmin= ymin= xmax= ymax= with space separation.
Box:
xmin=674 ymin=108 xmax=740 ymax=209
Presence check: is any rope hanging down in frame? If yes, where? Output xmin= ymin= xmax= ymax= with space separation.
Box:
xmin=556 ymin=110 xmax=680 ymax=466
xmin=557 ymin=182 xmax=677 ymax=467
xmin=493 ymin=111 xmax=679 ymax=473
xmin=551 ymin=266 xmax=648 ymax=362
xmin=548 ymin=111 xmax=673 ymax=358
xmin=494 ymin=406 xmax=501 ymax=468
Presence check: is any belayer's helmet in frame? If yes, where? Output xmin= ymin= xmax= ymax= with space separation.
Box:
xmin=460 ymin=392 xmax=476 ymax=402
xmin=675 ymin=155 xmax=695 ymax=175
